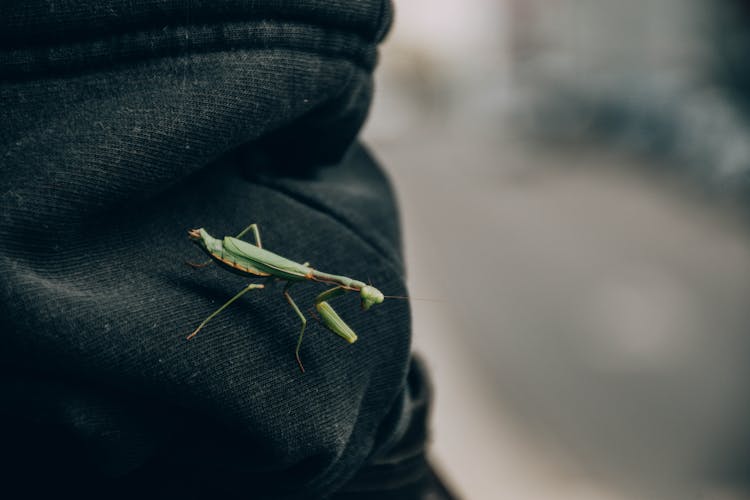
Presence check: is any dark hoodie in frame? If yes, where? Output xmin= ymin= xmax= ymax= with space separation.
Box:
xmin=0 ymin=1 xmax=441 ymax=498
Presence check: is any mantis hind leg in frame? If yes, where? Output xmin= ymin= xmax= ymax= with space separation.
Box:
xmin=235 ymin=223 xmax=262 ymax=248
xmin=283 ymin=283 xmax=307 ymax=373
xmin=185 ymin=260 xmax=212 ymax=269
xmin=187 ymin=283 xmax=264 ymax=340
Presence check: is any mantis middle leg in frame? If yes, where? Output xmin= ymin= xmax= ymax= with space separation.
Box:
xmin=283 ymin=282 xmax=308 ymax=373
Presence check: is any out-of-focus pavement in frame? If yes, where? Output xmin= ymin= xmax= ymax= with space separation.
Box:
xmin=363 ymin=1 xmax=750 ymax=499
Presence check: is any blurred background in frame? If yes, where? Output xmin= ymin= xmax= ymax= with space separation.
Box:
xmin=362 ymin=1 xmax=750 ymax=499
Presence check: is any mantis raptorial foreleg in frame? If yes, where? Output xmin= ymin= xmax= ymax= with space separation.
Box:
xmin=314 ymin=286 xmax=358 ymax=344
xmin=283 ymin=286 xmax=356 ymax=371
xmin=187 ymin=283 xmax=265 ymax=340
xmin=315 ymin=285 xmax=346 ymax=303
xmin=283 ymin=283 xmax=308 ymax=372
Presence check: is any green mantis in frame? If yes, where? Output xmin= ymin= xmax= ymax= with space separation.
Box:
xmin=186 ymin=222 xmax=385 ymax=372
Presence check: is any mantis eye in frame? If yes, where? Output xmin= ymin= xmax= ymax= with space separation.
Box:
xmin=360 ymin=285 xmax=384 ymax=310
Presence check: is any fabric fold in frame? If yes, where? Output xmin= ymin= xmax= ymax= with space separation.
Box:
xmin=0 ymin=2 xmax=430 ymax=499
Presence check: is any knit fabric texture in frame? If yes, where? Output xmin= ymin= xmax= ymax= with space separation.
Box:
xmin=0 ymin=1 xmax=428 ymax=498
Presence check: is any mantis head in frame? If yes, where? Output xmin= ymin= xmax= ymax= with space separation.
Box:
xmin=360 ymin=285 xmax=384 ymax=310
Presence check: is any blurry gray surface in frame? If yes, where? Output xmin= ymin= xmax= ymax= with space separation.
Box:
xmin=364 ymin=1 xmax=750 ymax=498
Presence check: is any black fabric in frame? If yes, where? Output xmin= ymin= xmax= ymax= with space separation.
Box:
xmin=0 ymin=1 xmax=443 ymax=498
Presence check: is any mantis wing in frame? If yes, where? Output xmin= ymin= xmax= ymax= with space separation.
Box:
xmin=223 ymin=236 xmax=310 ymax=281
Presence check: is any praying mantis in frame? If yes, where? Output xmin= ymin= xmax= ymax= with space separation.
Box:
xmin=186 ymin=222 xmax=385 ymax=372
